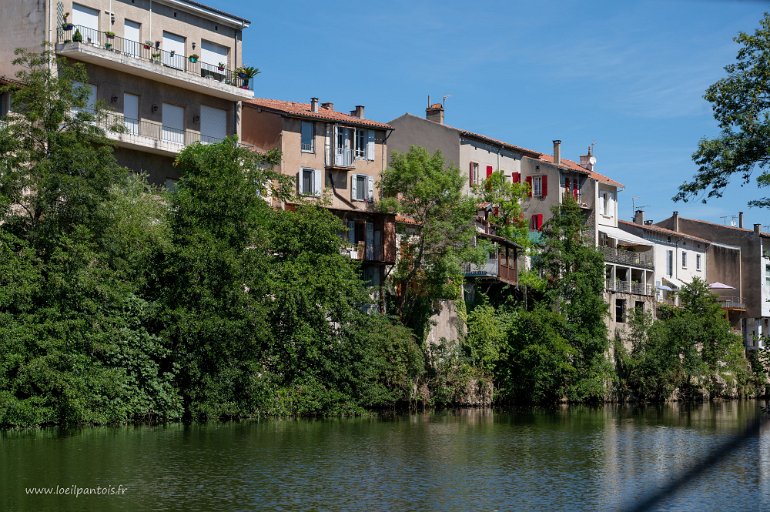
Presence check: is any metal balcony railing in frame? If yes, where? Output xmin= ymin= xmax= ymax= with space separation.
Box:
xmin=58 ymin=25 xmax=251 ymax=90
xmin=333 ymin=147 xmax=355 ymax=168
xmin=599 ymin=245 xmax=654 ymax=269
xmin=605 ymin=279 xmax=653 ymax=296
xmin=717 ymin=296 xmax=746 ymax=310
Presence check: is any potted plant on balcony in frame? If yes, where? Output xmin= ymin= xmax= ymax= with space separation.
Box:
xmin=217 ymin=62 xmax=226 ymax=71
xmin=151 ymin=51 xmax=161 ymax=63
xmin=62 ymin=12 xmax=74 ymax=31
xmin=236 ymin=66 xmax=260 ymax=88
xmin=105 ymin=41 xmax=113 ymax=50
xmin=72 ymin=29 xmax=83 ymax=43
xmin=143 ymin=40 xmax=153 ymax=50
xmin=188 ymin=53 xmax=199 ymax=63
xmin=105 ymin=31 xmax=115 ymax=39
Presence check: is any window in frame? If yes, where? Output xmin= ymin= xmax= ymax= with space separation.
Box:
xmin=532 ymin=176 xmax=543 ymax=198
xmin=766 ymin=264 xmax=770 ymax=286
xmin=301 ymin=121 xmax=314 ymax=152
xmin=351 ymin=174 xmax=373 ymax=201
xmin=298 ymin=168 xmax=321 ymax=196
xmin=615 ymin=299 xmax=626 ymax=323
xmin=696 ymin=254 xmax=702 ymax=271
xmin=635 ymin=301 xmax=645 ymax=315
xmin=681 ymin=251 xmax=688 ymax=269
xmin=666 ymin=250 xmax=674 ymax=277
xmin=530 ymin=214 xmax=543 ymax=231
xmin=599 ymin=192 xmax=608 ymax=215
xmin=469 ymin=162 xmax=479 ymax=187
xmin=356 ymin=128 xmax=366 ymax=158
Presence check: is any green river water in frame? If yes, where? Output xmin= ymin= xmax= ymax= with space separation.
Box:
xmin=2 ymin=401 xmax=768 ymax=511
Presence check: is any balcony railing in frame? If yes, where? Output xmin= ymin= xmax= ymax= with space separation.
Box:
xmin=342 ymin=241 xmax=384 ymax=262
xmin=58 ymin=25 xmax=250 ymax=90
xmin=605 ymin=279 xmax=653 ymax=296
xmin=332 ymin=147 xmax=355 ymax=168
xmin=463 ymin=260 xmax=517 ymax=285
xmin=717 ymin=296 xmax=746 ymax=310
xmin=599 ymin=245 xmax=653 ymax=269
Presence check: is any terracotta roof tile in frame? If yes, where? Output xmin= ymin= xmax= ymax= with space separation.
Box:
xmin=618 ymin=220 xmax=712 ymax=244
xmin=245 ymin=98 xmax=392 ymax=130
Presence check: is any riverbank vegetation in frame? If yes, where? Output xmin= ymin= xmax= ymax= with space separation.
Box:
xmin=0 ymin=50 xmax=765 ymax=429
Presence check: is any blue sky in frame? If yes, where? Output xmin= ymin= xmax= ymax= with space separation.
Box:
xmin=218 ymin=0 xmax=767 ymax=227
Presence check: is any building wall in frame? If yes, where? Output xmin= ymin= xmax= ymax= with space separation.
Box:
xmin=596 ymin=183 xmax=619 ymax=228
xmin=387 ymin=114 xmax=460 ymax=168
xmin=240 ymin=107 xmax=282 ymax=150
xmin=458 ymin=138 xmax=524 ymax=196
xmin=0 ymin=0 xmax=48 ymax=78
xmin=520 ymin=157 xmax=563 ymax=229
xmin=113 ymin=147 xmax=175 ymax=183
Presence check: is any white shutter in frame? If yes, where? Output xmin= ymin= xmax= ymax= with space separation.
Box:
xmin=200 ymin=40 xmax=229 ymax=73
xmin=200 ymin=105 xmax=227 ymax=143
xmin=325 ymin=124 xmax=332 ymax=166
xmin=72 ymin=3 xmax=99 ymax=43
xmin=297 ymin=170 xmax=303 ymax=195
xmin=367 ymin=176 xmax=374 ymax=201
xmin=313 ymin=169 xmax=322 ymax=196
xmin=366 ymin=130 xmax=375 ymax=161
xmin=351 ymin=174 xmax=359 ymax=201
xmin=162 ymin=31 xmax=186 ymax=69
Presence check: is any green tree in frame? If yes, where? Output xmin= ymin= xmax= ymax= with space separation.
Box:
xmin=477 ymin=170 xmax=530 ymax=248
xmin=381 ymin=146 xmax=483 ymax=338
xmin=538 ymin=198 xmax=610 ymax=401
xmin=676 ymin=13 xmax=770 ymax=208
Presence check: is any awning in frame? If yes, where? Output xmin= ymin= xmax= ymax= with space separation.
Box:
xmin=663 ymin=275 xmax=685 ymax=289
xmin=599 ymin=226 xmax=653 ymax=247
xmin=708 ymin=281 xmax=735 ymax=290
xmin=656 ymin=284 xmax=673 ymax=292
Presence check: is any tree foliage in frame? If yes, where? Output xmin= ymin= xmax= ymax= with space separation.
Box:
xmin=676 ymin=13 xmax=770 ymax=208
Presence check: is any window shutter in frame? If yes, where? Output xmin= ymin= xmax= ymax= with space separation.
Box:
xmin=347 ymin=220 xmax=356 ymax=244
xmin=530 ymin=215 xmax=536 ymax=230
xmin=541 ymin=175 xmax=548 ymax=197
xmin=367 ymin=176 xmax=374 ymax=201
xmin=486 ymin=165 xmax=493 ymax=178
xmin=367 ymin=130 xmax=375 ymax=161
xmin=565 ymin=178 xmax=570 ymax=198
xmin=313 ymin=169 xmax=322 ymax=196
xmin=469 ymin=162 xmax=475 ymax=188
xmin=512 ymin=172 xmax=521 ymax=183
xmin=297 ymin=170 xmax=303 ymax=195
xmin=351 ymin=174 xmax=359 ymax=201
xmin=537 ymin=214 xmax=543 ymax=231
xmin=526 ymin=176 xmax=532 ymax=197
xmin=573 ymin=179 xmax=579 ymax=200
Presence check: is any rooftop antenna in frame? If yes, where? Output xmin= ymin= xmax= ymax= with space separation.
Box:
xmin=720 ymin=214 xmax=738 ymax=227
xmin=631 ymin=196 xmax=648 ymax=215
xmin=442 ymin=94 xmax=451 ymax=107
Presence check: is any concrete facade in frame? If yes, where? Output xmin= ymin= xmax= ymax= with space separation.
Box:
xmin=656 ymin=213 xmax=769 ymax=348
xmin=0 ymin=0 xmax=252 ymax=184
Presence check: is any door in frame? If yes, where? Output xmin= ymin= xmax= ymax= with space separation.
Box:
xmin=336 ymin=127 xmax=352 ymax=166
xmin=123 ymin=93 xmax=139 ymax=135
xmin=200 ymin=40 xmax=229 ymax=75
xmin=162 ymin=31 xmax=186 ymax=70
xmin=72 ymin=3 xmax=99 ymax=44
xmin=124 ymin=20 xmax=141 ymax=58
xmin=162 ymin=103 xmax=184 ymax=145
xmin=200 ymin=105 xmax=227 ymax=143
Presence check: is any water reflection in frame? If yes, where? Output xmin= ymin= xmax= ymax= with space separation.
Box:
xmin=1 ymin=402 xmax=767 ymax=511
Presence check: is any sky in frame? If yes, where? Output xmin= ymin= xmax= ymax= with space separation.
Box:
xmin=216 ymin=0 xmax=769 ymax=227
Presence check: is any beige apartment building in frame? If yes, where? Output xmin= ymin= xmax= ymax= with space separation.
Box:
xmin=241 ymin=97 xmax=397 ymax=289
xmin=0 ymin=0 xmax=253 ymax=184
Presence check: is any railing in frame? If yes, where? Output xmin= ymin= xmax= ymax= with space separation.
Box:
xmin=717 ymin=296 xmax=746 ymax=310
xmin=58 ymin=25 xmax=250 ymax=90
xmin=342 ymin=241 xmax=384 ymax=261
xmin=599 ymin=245 xmax=653 ymax=269
xmin=463 ymin=260 xmax=517 ymax=284
xmin=606 ymin=279 xmax=653 ymax=296
xmin=333 ymin=147 xmax=355 ymax=168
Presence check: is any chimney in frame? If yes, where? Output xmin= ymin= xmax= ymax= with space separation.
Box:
xmin=310 ymin=97 xmax=318 ymax=113
xmin=321 ymin=102 xmax=334 ymax=111
xmin=633 ymin=209 xmax=644 ymax=225
xmin=351 ymin=105 xmax=365 ymax=119
xmin=553 ymin=140 xmax=561 ymax=165
xmin=426 ymin=102 xmax=444 ymax=124
xmin=579 ymin=145 xmax=595 ymax=171
xmin=672 ymin=211 xmax=680 ymax=232
xmin=739 ymin=211 xmax=744 ymax=229
xmin=755 ymin=223 xmax=762 ymax=235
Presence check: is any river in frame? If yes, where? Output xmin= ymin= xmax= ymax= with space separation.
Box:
xmin=2 ymin=401 xmax=768 ymax=511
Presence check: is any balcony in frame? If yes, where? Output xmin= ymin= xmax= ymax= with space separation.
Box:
xmin=599 ymin=245 xmax=653 ymax=269
xmin=342 ymin=241 xmax=387 ymax=263
xmin=56 ymin=25 xmax=253 ymax=101
xmin=717 ymin=296 xmax=746 ymax=311
xmin=463 ymin=260 xmax=517 ymax=286
xmin=92 ymin=110 xmax=248 ymax=156
xmin=606 ymin=279 xmax=653 ymax=296
xmin=327 ymin=148 xmax=355 ymax=170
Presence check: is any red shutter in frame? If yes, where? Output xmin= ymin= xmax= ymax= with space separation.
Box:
xmin=536 ymin=214 xmax=544 ymax=231
xmin=573 ymin=180 xmax=579 ymax=200
xmin=486 ymin=165 xmax=493 ymax=178
xmin=469 ymin=162 xmax=474 ymax=188
xmin=530 ymin=215 xmax=536 ymax=230
xmin=564 ymin=178 xmax=570 ymax=198
xmin=512 ymin=172 xmax=521 ymax=183
xmin=541 ymin=175 xmax=548 ymax=198
xmin=526 ymin=176 xmax=532 ymax=197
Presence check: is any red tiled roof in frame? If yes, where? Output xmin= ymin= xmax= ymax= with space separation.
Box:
xmin=245 ymin=98 xmax=393 ymax=130
xmin=536 ymin=154 xmax=624 ymax=188
xmin=395 ymin=214 xmax=420 ymax=225
xmin=618 ymin=220 xmax=712 ymax=244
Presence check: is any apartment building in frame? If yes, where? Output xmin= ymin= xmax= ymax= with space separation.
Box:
xmin=656 ymin=212 xmax=769 ymax=348
xmin=1 ymin=0 xmax=253 ymax=184
xmin=241 ymin=97 xmax=396 ymax=289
